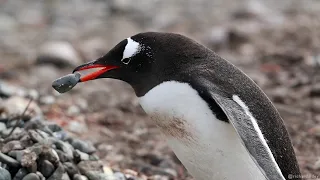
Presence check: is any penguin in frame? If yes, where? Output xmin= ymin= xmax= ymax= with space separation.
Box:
xmin=72 ymin=32 xmax=301 ymax=180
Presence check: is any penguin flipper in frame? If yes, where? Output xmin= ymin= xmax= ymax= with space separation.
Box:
xmin=209 ymin=91 xmax=285 ymax=180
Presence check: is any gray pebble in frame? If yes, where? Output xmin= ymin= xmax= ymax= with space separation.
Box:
xmin=46 ymin=124 xmax=63 ymax=133
xmin=61 ymin=173 xmax=70 ymax=180
xmin=52 ymin=73 xmax=81 ymax=93
xmin=86 ymin=171 xmax=115 ymax=180
xmin=55 ymin=149 xmax=70 ymax=163
xmin=13 ymin=168 xmax=28 ymax=180
xmin=53 ymin=140 xmax=74 ymax=160
xmin=47 ymin=163 xmax=64 ymax=180
xmin=27 ymin=144 xmax=43 ymax=156
xmin=52 ymin=131 xmax=69 ymax=141
xmin=22 ymin=173 xmax=39 ymax=180
xmin=71 ymin=139 xmax=96 ymax=154
xmin=36 ymin=172 xmax=45 ymax=180
xmin=0 ymin=167 xmax=11 ymax=180
xmin=41 ymin=146 xmax=59 ymax=165
xmin=28 ymin=130 xmax=44 ymax=144
xmin=63 ymin=162 xmax=79 ymax=178
xmin=74 ymin=149 xmax=89 ymax=162
xmin=8 ymin=150 xmax=24 ymax=160
xmin=77 ymin=161 xmax=103 ymax=175
xmin=73 ymin=174 xmax=88 ymax=180
xmin=2 ymin=127 xmax=23 ymax=137
xmin=39 ymin=160 xmax=55 ymax=178
xmin=89 ymin=154 xmax=99 ymax=161
xmin=113 ymin=172 xmax=126 ymax=180
xmin=19 ymin=135 xmax=34 ymax=148
xmin=0 ymin=122 xmax=7 ymax=132
xmin=0 ymin=152 xmax=20 ymax=167
xmin=2 ymin=140 xmax=24 ymax=153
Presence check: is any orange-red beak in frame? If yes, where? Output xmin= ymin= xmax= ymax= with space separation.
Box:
xmin=73 ymin=62 xmax=119 ymax=82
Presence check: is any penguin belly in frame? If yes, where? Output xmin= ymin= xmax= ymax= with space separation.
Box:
xmin=139 ymin=81 xmax=266 ymax=180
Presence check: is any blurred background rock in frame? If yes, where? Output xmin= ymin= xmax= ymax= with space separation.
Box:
xmin=1 ymin=0 xmax=320 ymax=179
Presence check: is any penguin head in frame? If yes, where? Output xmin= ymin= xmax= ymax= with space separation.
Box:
xmin=73 ymin=32 xmax=207 ymax=96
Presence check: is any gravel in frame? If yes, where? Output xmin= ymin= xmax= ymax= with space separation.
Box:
xmin=0 ymin=102 xmax=133 ymax=180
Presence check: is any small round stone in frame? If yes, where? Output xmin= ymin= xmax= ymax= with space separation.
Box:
xmin=52 ymin=73 xmax=81 ymax=93
xmin=73 ymin=174 xmax=88 ymax=180
xmin=39 ymin=160 xmax=55 ymax=178
xmin=0 ymin=152 xmax=20 ymax=167
xmin=22 ymin=173 xmax=40 ymax=180
xmin=0 ymin=167 xmax=11 ymax=180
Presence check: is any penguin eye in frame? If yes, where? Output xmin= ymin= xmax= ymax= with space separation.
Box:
xmin=121 ymin=58 xmax=131 ymax=65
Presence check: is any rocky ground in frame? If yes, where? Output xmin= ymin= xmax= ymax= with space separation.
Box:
xmin=1 ymin=0 xmax=320 ymax=179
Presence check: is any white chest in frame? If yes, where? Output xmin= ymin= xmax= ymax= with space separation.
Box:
xmin=139 ymin=81 xmax=266 ymax=180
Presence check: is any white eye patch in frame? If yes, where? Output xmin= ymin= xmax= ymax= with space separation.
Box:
xmin=122 ymin=37 xmax=140 ymax=64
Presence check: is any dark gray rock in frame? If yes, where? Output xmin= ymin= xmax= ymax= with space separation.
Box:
xmin=47 ymin=163 xmax=64 ymax=180
xmin=46 ymin=124 xmax=62 ymax=132
xmin=71 ymin=139 xmax=96 ymax=154
xmin=39 ymin=160 xmax=55 ymax=178
xmin=13 ymin=168 xmax=28 ymax=180
xmin=41 ymin=146 xmax=59 ymax=165
xmin=22 ymin=173 xmax=40 ymax=180
xmin=53 ymin=140 xmax=74 ymax=160
xmin=0 ymin=167 xmax=11 ymax=180
xmin=0 ymin=152 xmax=20 ymax=167
xmin=19 ymin=135 xmax=34 ymax=148
xmin=28 ymin=130 xmax=44 ymax=143
xmin=55 ymin=150 xmax=69 ymax=163
xmin=52 ymin=73 xmax=81 ymax=94
xmin=73 ymin=174 xmax=88 ymax=180
xmin=63 ymin=162 xmax=79 ymax=178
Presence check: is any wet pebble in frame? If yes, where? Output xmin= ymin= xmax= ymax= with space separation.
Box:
xmin=0 ymin=167 xmax=11 ymax=180
xmin=52 ymin=73 xmax=81 ymax=94
xmin=63 ymin=162 xmax=79 ymax=178
xmin=74 ymin=150 xmax=89 ymax=162
xmin=73 ymin=174 xmax=88 ymax=180
xmin=28 ymin=130 xmax=45 ymax=144
xmin=0 ymin=152 xmax=20 ymax=167
xmin=22 ymin=173 xmax=39 ymax=180
xmin=38 ymin=160 xmax=55 ymax=178
xmin=47 ymin=163 xmax=64 ymax=180
xmin=13 ymin=168 xmax=28 ymax=180
xmin=71 ymin=139 xmax=96 ymax=154
xmin=53 ymin=140 xmax=74 ymax=160
xmin=47 ymin=124 xmax=63 ymax=133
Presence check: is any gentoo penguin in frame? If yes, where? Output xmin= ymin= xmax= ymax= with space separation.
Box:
xmin=73 ymin=32 xmax=301 ymax=180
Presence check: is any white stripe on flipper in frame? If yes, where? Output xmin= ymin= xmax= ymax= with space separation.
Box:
xmin=232 ymin=95 xmax=285 ymax=180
